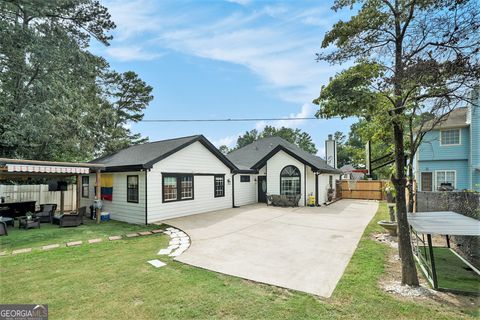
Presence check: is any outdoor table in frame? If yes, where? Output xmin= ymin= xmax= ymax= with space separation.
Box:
xmin=0 ymin=216 xmax=14 ymax=227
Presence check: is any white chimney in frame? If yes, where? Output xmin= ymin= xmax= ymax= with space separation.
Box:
xmin=325 ymin=134 xmax=337 ymax=169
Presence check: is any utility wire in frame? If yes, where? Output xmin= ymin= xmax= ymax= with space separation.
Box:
xmin=140 ymin=117 xmax=320 ymax=123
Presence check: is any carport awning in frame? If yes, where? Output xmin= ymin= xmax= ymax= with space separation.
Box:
xmin=408 ymin=211 xmax=480 ymax=236
xmin=6 ymin=164 xmax=89 ymax=174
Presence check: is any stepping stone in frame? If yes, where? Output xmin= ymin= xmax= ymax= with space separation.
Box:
xmin=139 ymin=231 xmax=152 ymax=236
xmin=179 ymin=244 xmax=189 ymax=250
xmin=167 ymin=244 xmax=179 ymax=250
xmin=88 ymin=238 xmax=102 ymax=244
xmin=169 ymin=250 xmax=182 ymax=257
xmin=158 ymin=248 xmax=172 ymax=255
xmin=66 ymin=241 xmax=82 ymax=247
xmin=169 ymin=238 xmax=180 ymax=245
xmin=42 ymin=244 xmax=60 ymax=250
xmin=177 ymin=232 xmax=187 ymax=237
xmin=0 ymin=251 xmax=7 ymax=256
xmin=12 ymin=248 xmax=32 ymax=255
xmin=126 ymin=233 xmax=139 ymax=238
xmin=109 ymin=236 xmax=122 ymax=241
xmin=147 ymin=259 xmax=166 ymax=268
xmin=151 ymin=229 xmax=164 ymax=234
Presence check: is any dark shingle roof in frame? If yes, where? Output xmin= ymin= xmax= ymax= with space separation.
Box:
xmin=91 ymin=135 xmax=236 ymax=171
xmin=422 ymin=107 xmax=468 ymax=131
xmin=226 ymin=136 xmax=341 ymax=173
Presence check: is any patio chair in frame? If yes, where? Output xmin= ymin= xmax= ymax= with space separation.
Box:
xmin=19 ymin=216 xmax=41 ymax=229
xmin=35 ymin=204 xmax=57 ymax=223
xmin=55 ymin=206 xmax=86 ymax=228
xmin=0 ymin=221 xmax=7 ymax=236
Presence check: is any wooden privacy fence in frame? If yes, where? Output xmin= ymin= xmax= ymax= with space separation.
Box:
xmin=337 ymin=180 xmax=387 ymax=200
xmin=0 ymin=184 xmax=77 ymax=211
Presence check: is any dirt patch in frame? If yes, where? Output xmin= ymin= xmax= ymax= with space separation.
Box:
xmin=375 ymin=232 xmax=480 ymax=309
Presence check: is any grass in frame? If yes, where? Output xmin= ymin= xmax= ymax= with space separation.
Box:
xmin=0 ymin=203 xmax=478 ymax=319
xmin=0 ymin=219 xmax=157 ymax=252
xmin=430 ymin=247 xmax=480 ymax=293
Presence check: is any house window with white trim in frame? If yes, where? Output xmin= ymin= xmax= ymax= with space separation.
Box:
xmin=436 ymin=170 xmax=456 ymax=190
xmin=440 ymin=129 xmax=460 ymax=145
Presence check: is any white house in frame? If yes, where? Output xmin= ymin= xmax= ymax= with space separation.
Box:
xmin=80 ymin=135 xmax=341 ymax=224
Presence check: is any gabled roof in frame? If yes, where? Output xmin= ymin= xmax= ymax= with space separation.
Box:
xmin=226 ymin=137 xmax=341 ymax=173
xmin=423 ymin=107 xmax=469 ymax=130
xmin=91 ymin=135 xmax=237 ymax=172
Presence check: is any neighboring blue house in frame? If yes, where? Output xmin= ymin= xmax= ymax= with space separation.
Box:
xmin=415 ymin=92 xmax=480 ymax=192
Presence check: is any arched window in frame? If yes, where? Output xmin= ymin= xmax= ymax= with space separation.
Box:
xmin=280 ymin=165 xmax=301 ymax=196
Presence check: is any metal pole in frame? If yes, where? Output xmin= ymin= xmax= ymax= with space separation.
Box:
xmin=95 ymin=170 xmax=101 ymax=224
xmin=427 ymin=234 xmax=438 ymax=289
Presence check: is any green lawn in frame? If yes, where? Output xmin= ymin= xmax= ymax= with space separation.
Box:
xmin=0 ymin=219 xmax=158 ymax=252
xmin=0 ymin=203 xmax=478 ymax=319
xmin=431 ymin=247 xmax=480 ymax=293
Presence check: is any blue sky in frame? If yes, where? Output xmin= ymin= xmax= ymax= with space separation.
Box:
xmin=94 ymin=0 xmax=357 ymax=157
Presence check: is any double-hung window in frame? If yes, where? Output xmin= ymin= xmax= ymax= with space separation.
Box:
xmin=436 ymin=170 xmax=456 ymax=190
xmin=440 ymin=129 xmax=460 ymax=145
xmin=214 ymin=175 xmax=225 ymax=197
xmin=163 ymin=174 xmax=194 ymax=202
xmin=82 ymin=176 xmax=89 ymax=198
xmin=127 ymin=175 xmax=139 ymax=203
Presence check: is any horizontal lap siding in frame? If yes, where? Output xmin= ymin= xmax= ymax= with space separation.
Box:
xmin=234 ymin=174 xmax=257 ymax=206
xmin=147 ymin=141 xmax=233 ymax=222
xmin=418 ymin=160 xmax=469 ymax=190
xmin=80 ymin=172 xmax=146 ymax=224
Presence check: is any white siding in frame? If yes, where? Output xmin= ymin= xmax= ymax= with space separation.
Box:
xmin=317 ymin=173 xmax=340 ymax=205
xmin=306 ymin=168 xmax=316 ymax=203
xmin=147 ymin=141 xmax=233 ymax=222
xmin=265 ymin=150 xmax=307 ymax=206
xmin=79 ymin=172 xmax=146 ymax=224
xmin=234 ymin=174 xmax=257 ymax=206
xmin=317 ymin=174 xmax=330 ymax=205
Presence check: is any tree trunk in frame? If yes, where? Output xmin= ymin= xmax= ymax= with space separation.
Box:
xmin=407 ymin=160 xmax=415 ymax=213
xmin=392 ymin=122 xmax=419 ymax=286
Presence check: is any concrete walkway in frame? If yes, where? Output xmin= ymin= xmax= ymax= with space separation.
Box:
xmin=164 ymin=199 xmax=378 ymax=297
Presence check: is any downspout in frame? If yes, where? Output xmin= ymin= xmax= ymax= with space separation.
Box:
xmin=144 ymin=169 xmax=148 ymax=225
xmin=232 ymin=173 xmax=235 ymax=207
xmin=304 ymin=164 xmax=307 ymax=206
xmin=315 ymin=171 xmax=319 ymax=206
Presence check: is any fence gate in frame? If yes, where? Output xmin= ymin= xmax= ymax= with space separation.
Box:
xmin=338 ymin=180 xmax=386 ymax=200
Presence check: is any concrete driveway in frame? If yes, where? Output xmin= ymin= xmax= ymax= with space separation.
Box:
xmin=163 ymin=199 xmax=378 ymax=297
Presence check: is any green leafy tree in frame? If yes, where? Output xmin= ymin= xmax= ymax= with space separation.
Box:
xmin=315 ymin=0 xmax=479 ymax=286
xmin=218 ymin=145 xmax=231 ymax=155
xmin=93 ymin=70 xmax=153 ymax=156
xmin=0 ymin=0 xmax=152 ymax=161
xmin=234 ymin=126 xmax=318 ymax=154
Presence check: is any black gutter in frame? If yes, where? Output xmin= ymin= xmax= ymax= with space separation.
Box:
xmin=232 ymin=173 xmax=238 ymax=208
xmin=304 ymin=164 xmax=307 ymax=206
xmin=315 ymin=172 xmax=319 ymax=206
xmin=145 ymin=169 xmax=148 ymax=225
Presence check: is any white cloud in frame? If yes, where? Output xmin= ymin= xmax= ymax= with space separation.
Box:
xmin=106 ymin=46 xmax=162 ymax=61
xmin=210 ymin=132 xmax=242 ymax=148
xmin=104 ymin=0 xmax=162 ymax=41
xmin=254 ymin=103 xmax=317 ymax=130
xmin=154 ymin=6 xmax=338 ymax=104
xmin=226 ymin=0 xmax=252 ymax=5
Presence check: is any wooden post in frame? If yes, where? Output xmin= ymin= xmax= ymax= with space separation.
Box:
xmin=76 ymin=174 xmax=81 ymax=212
xmin=95 ymin=169 xmax=101 ymax=224
xmin=60 ymin=189 xmax=65 ymax=215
